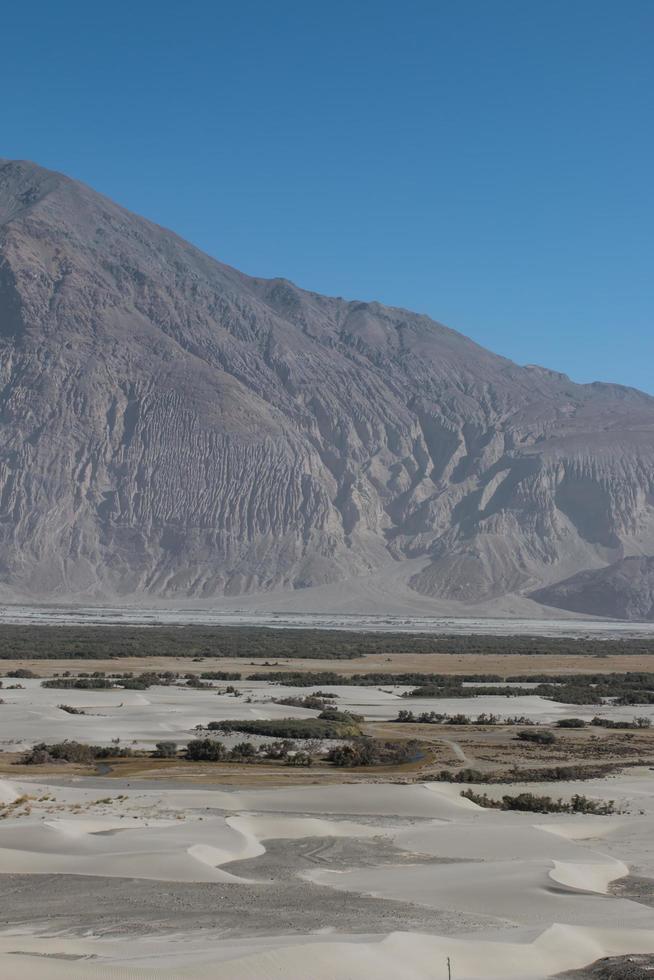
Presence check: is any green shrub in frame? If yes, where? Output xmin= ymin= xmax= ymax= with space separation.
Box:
xmin=326 ymin=738 xmax=420 ymax=767
xmin=42 ymin=677 xmax=114 ymax=689
xmin=186 ymin=739 xmax=228 ymax=761
xmin=21 ymin=741 xmax=97 ymax=764
xmin=199 ymin=671 xmax=242 ymax=681
xmin=286 ymin=751 xmax=313 ymax=766
xmin=275 ymin=695 xmax=332 ymax=711
xmin=591 ymin=716 xmax=652 ymax=729
xmin=516 ymin=729 xmax=556 ymax=745
xmin=461 ymin=789 xmax=618 ymax=814
xmin=206 ymin=717 xmax=362 ymax=739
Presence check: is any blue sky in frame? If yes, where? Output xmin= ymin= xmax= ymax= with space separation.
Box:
xmin=2 ymin=1 xmax=653 ymax=392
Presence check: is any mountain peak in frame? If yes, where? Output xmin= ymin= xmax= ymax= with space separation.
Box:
xmin=0 ymin=161 xmax=653 ymax=614
xmin=0 ymin=158 xmax=71 ymax=225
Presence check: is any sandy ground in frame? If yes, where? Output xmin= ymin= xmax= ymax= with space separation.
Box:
xmin=0 ymin=772 xmax=654 ymax=978
xmin=0 ymin=584 xmax=607 ymax=623
xmin=4 ymin=650 xmax=654 ymax=678
xmin=3 ymin=678 xmax=654 ymax=754
xmin=3 ymin=664 xmax=654 ymax=979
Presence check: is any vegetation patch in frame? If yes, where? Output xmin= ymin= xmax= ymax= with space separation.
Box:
xmin=461 ymin=789 xmax=619 ymax=814
xmin=42 ymin=676 xmax=115 ymax=690
xmin=20 ymin=741 xmax=134 ymax=765
xmin=206 ymin=714 xmax=363 ymax=739
xmin=273 ymin=694 xmax=336 ymax=711
xmin=403 ymin=684 xmax=532 ymax=698
xmin=326 ymin=738 xmax=421 ymax=767
xmin=592 ymin=716 xmax=651 ymax=729
xmin=4 ymin=625 xmax=654 ymax=661
xmin=434 ymin=763 xmax=624 ymax=784
xmin=394 ymin=710 xmax=535 ymax=725
xmin=185 ymin=738 xmax=314 ymax=766
xmin=516 ymin=729 xmax=557 ymax=745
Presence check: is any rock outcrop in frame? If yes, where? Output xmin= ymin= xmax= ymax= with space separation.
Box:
xmin=1 ymin=158 xmax=654 ymax=612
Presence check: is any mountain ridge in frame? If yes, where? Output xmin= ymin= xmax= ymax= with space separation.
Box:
xmin=1 ymin=158 xmax=653 ymax=616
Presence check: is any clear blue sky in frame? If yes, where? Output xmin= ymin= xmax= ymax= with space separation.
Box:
xmin=2 ymin=1 xmax=653 ymax=392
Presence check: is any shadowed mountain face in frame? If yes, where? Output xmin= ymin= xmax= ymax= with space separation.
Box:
xmin=532 ymin=557 xmax=654 ymax=621
xmin=1 ymin=158 xmax=653 ymax=612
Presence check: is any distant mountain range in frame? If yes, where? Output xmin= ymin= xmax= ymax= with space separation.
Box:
xmin=1 ymin=159 xmax=653 ymax=618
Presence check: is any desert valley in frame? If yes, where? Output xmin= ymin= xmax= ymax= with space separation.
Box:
xmin=0 ymin=620 xmax=653 ymax=978
xmin=1 ymin=34 xmax=653 ymax=975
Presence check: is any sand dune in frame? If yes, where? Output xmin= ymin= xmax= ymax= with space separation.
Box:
xmin=2 ymin=924 xmax=654 ymax=979
xmin=549 ymin=857 xmax=629 ymax=893
xmin=2 ymin=731 xmax=654 ymax=977
xmin=0 ymin=779 xmax=20 ymax=805
xmin=305 ymin=857 xmax=654 ymax=928
xmin=4 ymin=678 xmax=654 ymax=754
xmin=0 ymin=807 xmax=399 ymax=884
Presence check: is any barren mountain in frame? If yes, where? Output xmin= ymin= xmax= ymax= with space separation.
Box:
xmin=532 ymin=557 xmax=654 ymax=621
xmin=1 ymin=158 xmax=653 ymax=614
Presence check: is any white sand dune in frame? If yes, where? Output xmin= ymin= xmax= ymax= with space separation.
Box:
xmin=0 ymin=815 xmax=256 ymax=881
xmin=393 ymin=818 xmax=610 ymax=862
xmin=0 ymin=679 xmax=321 ymax=750
xmin=0 ymin=809 xmax=396 ymax=883
xmin=44 ymin=817 xmax=174 ymax=835
xmin=201 ymin=925 xmax=654 ymax=980
xmin=0 ymin=779 xmax=20 ymax=804
xmin=4 ymin=678 xmax=654 ymax=753
xmin=536 ymin=817 xmax=626 ymax=841
xmin=185 ymin=843 xmax=260 ymax=883
xmin=2 ymin=924 xmax=654 ymax=980
xmin=227 ymin=813 xmax=386 ymax=845
xmin=305 ymin=859 xmax=654 ymax=928
xmin=549 ymin=857 xmax=629 ymax=893
xmin=2 ymin=736 xmax=654 ymax=978
xmin=217 ymin=781 xmax=477 ymax=818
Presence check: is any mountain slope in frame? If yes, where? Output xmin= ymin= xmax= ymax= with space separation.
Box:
xmin=1 ymin=158 xmax=654 ymax=611
xmin=532 ymin=557 xmax=654 ymax=621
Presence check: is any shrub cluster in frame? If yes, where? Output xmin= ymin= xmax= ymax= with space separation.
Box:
xmin=184 ymin=738 xmax=313 ymax=766
xmin=326 ymin=738 xmax=420 ymax=767
xmin=516 ymin=729 xmax=557 ymax=745
xmin=20 ymin=741 xmax=133 ymax=764
xmin=591 ymin=716 xmax=651 ymax=729
xmin=205 ymin=715 xmax=362 ymax=740
xmin=434 ymin=763 xmax=622 ymax=784
xmin=397 ymin=672 xmax=654 ymax=708
xmin=40 ymin=669 xmax=244 ymax=691
xmin=274 ymin=695 xmax=334 ymax=711
xmin=395 ymin=710 xmax=535 ymax=726
xmin=43 ymin=676 xmax=114 ymax=689
xmin=199 ymin=671 xmax=242 ymax=681
xmin=461 ymin=789 xmax=618 ymax=814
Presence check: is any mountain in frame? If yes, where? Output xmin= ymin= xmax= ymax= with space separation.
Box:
xmin=532 ymin=557 xmax=654 ymax=621
xmin=1 ymin=158 xmax=654 ymax=615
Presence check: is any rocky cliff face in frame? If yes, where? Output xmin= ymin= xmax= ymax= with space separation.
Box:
xmin=1 ymin=159 xmax=653 ymax=612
